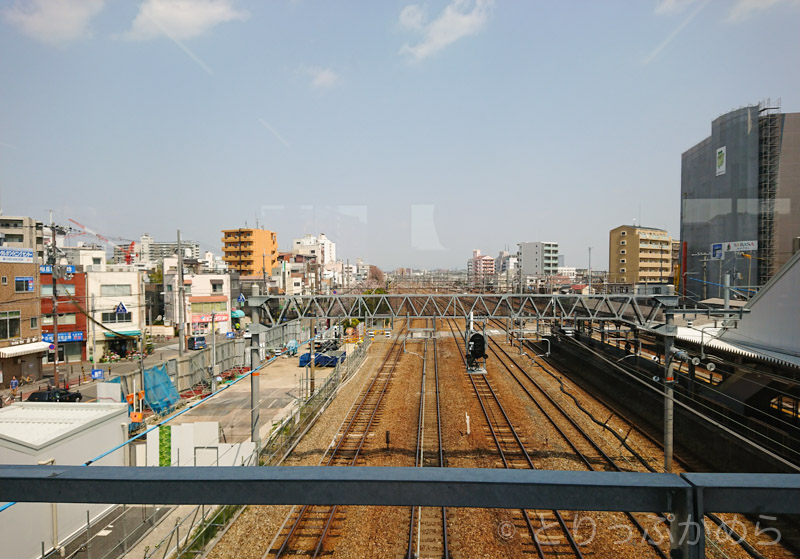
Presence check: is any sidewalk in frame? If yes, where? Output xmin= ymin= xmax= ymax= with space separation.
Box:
xmin=1 ymin=340 xmax=179 ymax=404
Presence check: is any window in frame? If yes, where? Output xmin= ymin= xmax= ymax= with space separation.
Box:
xmin=42 ymin=313 xmax=77 ymax=326
xmin=30 ymin=317 xmax=38 ymax=329
xmin=14 ymin=277 xmax=33 ymax=293
xmin=102 ymin=312 xmax=132 ymax=323
xmin=40 ymin=284 xmax=76 ymax=296
xmin=620 ymin=249 xmax=626 ymax=254
xmin=92 ymin=257 xmax=101 ymax=265
xmin=620 ymin=231 xmax=627 ymax=236
xmin=101 ymin=284 xmax=132 ymax=296
xmin=1 ymin=276 xmax=6 ymax=285
xmin=620 ymin=277 xmax=626 ymax=283
xmin=620 ymin=268 xmax=626 ymax=273
xmin=620 ymin=259 xmax=626 ymax=264
xmin=0 ymin=311 xmax=21 ymax=340
xmin=167 ymin=285 xmax=173 ymax=292
xmin=212 ymin=283 xmax=223 ymax=293
xmin=620 ymin=240 xmax=627 ymax=245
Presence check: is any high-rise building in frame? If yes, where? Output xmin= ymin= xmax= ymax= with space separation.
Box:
xmin=517 ymin=242 xmax=559 ymax=276
xmin=681 ymin=103 xmax=800 ymax=292
xmin=221 ymin=228 xmax=278 ymax=276
xmin=608 ymin=225 xmax=672 ymax=284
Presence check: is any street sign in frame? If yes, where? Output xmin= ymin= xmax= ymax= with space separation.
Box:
xmin=711 ymin=243 xmax=723 ymax=260
xmin=91 ymin=369 xmax=104 ymax=380
xmin=724 ymin=240 xmax=757 ymax=252
xmin=237 ymin=293 xmax=246 ymax=304
xmin=115 ymin=302 xmax=128 ymax=314
xmin=226 ymin=331 xmax=235 ymax=339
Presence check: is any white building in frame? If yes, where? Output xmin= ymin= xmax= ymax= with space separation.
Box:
xmin=163 ymin=257 xmax=231 ymax=335
xmin=518 ymin=241 xmax=559 ymax=276
xmin=62 ymin=243 xmax=107 ymax=271
xmin=292 ymin=233 xmax=336 ymax=266
xmin=557 ymin=266 xmax=577 ymax=279
xmin=86 ymin=269 xmax=146 ymax=361
xmin=0 ymin=402 xmax=128 ymax=559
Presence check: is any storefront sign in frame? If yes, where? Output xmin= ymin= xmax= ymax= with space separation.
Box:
xmin=191 ymin=313 xmax=229 ymax=323
xmin=39 ymin=265 xmax=76 ymax=274
xmin=42 ymin=331 xmax=85 ymax=343
xmin=9 ymin=336 xmax=40 ymax=346
xmin=0 ymin=248 xmax=33 ymax=263
xmin=724 ymin=240 xmax=757 ymax=252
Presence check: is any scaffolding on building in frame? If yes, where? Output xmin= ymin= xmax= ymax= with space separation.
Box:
xmin=758 ymin=98 xmax=781 ymax=284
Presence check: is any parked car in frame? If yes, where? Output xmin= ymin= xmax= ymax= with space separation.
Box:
xmin=27 ymin=388 xmax=83 ymax=402
xmin=187 ymin=335 xmax=207 ymax=350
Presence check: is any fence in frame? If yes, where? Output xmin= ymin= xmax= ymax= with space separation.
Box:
xmin=130 ymin=337 xmax=371 ymax=559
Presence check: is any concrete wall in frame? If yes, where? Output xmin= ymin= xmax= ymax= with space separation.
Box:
xmin=775 ymin=113 xmax=800 ymax=270
xmin=545 ymin=334 xmax=792 ymax=474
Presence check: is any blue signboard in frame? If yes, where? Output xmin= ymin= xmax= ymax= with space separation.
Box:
xmin=711 ymin=243 xmax=724 ymax=260
xmin=91 ymin=369 xmax=105 ymax=380
xmin=39 ymin=265 xmax=76 ymax=274
xmin=225 ymin=331 xmax=235 ymax=339
xmin=237 ymin=293 xmax=246 ymax=304
xmin=115 ymin=302 xmax=128 ymax=314
xmin=42 ymin=331 xmax=85 ymax=343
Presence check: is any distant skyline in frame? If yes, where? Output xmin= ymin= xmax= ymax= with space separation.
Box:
xmin=2 ymin=0 xmax=799 ymax=270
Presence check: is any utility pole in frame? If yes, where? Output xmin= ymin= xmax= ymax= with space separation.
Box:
xmin=210 ymin=312 xmax=217 ymax=392
xmin=587 ymin=246 xmax=592 ymax=294
xmin=177 ymin=230 xmax=185 ymax=356
xmin=50 ymin=224 xmax=60 ymax=386
xmin=309 ymin=317 xmax=315 ymax=396
xmin=663 ymin=309 xmax=675 ymax=473
xmin=91 ymin=294 xmax=97 ymax=366
xmin=261 ymin=252 xmax=267 ymax=293
xmin=250 ymin=334 xmax=260 ymax=455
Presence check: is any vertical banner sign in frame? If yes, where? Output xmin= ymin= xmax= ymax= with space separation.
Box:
xmin=711 ymin=243 xmax=724 ymax=260
xmin=716 ymin=146 xmax=727 ymax=176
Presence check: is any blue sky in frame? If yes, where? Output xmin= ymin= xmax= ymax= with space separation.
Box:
xmin=1 ymin=0 xmax=799 ymax=270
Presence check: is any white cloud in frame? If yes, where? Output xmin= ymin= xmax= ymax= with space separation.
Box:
xmin=3 ymin=0 xmax=105 ymax=44
xmin=127 ymin=0 xmax=248 ymax=41
xmin=399 ymin=0 xmax=493 ymax=61
xmin=302 ymin=66 xmax=341 ymax=88
xmin=399 ymin=4 xmax=426 ymax=30
xmin=728 ymin=0 xmax=797 ymax=21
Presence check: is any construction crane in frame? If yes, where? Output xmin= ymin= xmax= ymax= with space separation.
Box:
xmin=68 ymin=219 xmax=137 ymax=264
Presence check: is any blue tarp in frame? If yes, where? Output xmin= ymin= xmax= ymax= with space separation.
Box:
xmin=144 ymin=364 xmax=180 ymax=414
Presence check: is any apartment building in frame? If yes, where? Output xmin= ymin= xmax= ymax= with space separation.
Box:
xmin=608 ymin=225 xmax=672 ymax=284
xmin=221 ymin=228 xmax=278 ymax=276
xmin=518 ymin=242 xmax=559 ymax=276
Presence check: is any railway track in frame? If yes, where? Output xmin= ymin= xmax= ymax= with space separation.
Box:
xmin=265 ymin=325 xmax=407 ymax=558
xmin=444 ymin=319 xmax=585 ymax=558
xmin=485 ymin=331 xmax=669 ymax=558
xmin=406 ymin=335 xmax=449 ymax=559
xmin=498 ymin=321 xmax=780 ymax=559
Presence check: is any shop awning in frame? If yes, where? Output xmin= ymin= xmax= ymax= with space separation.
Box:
xmin=231 ymin=310 xmax=245 ymax=318
xmin=0 ymin=341 xmax=51 ymax=358
xmin=103 ymin=330 xmax=141 ymax=338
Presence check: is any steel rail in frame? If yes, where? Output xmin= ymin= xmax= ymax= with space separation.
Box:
xmin=514 ymin=327 xmax=769 ymax=559
xmin=486 ymin=332 xmax=669 ymax=559
xmin=445 ymin=319 xmax=583 ymax=559
xmin=273 ymin=324 xmax=406 ymax=558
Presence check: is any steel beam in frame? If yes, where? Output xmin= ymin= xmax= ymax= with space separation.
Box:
xmin=683 ymin=473 xmax=800 ymax=514
xmin=0 ymin=466 xmax=688 ymax=511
